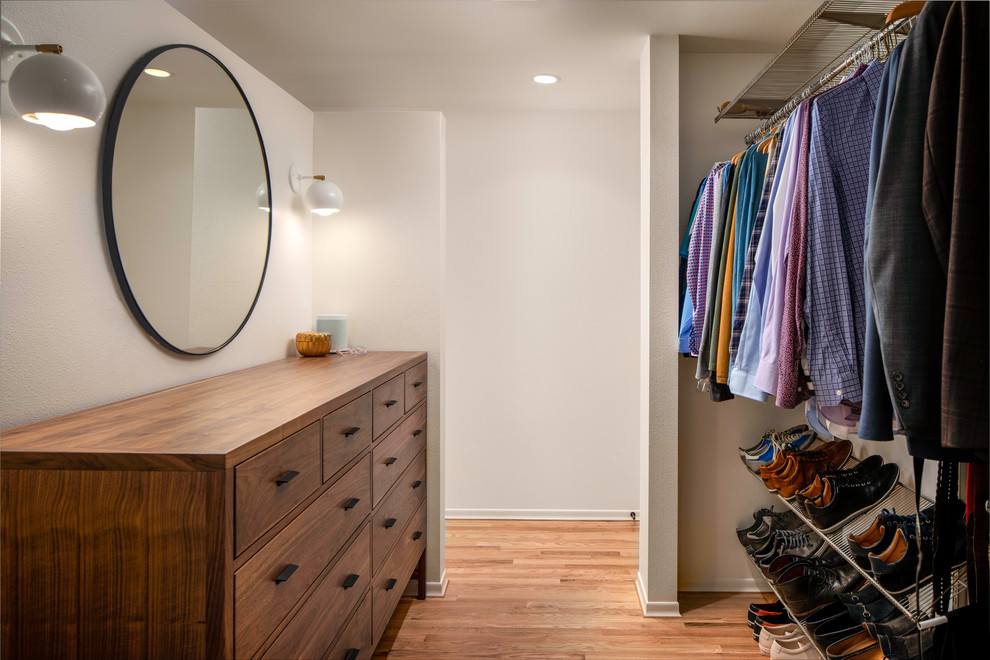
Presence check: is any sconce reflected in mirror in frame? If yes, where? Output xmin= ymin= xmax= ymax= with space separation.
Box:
xmin=289 ymin=163 xmax=343 ymax=216
xmin=256 ymin=182 xmax=270 ymax=212
xmin=0 ymin=17 xmax=106 ymax=131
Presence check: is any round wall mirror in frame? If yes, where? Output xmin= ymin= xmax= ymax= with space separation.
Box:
xmin=102 ymin=44 xmax=271 ymax=355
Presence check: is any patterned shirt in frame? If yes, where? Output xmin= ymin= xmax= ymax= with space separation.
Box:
xmin=730 ymin=139 xmax=778 ymax=361
xmin=803 ymin=60 xmax=883 ymax=409
xmin=685 ymin=163 xmax=727 ymax=356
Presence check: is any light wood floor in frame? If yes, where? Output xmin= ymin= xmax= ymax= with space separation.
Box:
xmin=373 ymin=520 xmax=770 ymax=659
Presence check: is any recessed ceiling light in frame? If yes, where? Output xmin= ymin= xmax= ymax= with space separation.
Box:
xmin=143 ymin=68 xmax=171 ymax=78
xmin=533 ymin=74 xmax=559 ymax=85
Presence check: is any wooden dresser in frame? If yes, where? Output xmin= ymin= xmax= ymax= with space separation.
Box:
xmin=1 ymin=351 xmax=429 ymax=660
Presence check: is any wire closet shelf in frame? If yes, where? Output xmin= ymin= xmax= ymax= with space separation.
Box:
xmin=712 ymin=1 xmax=913 ymax=143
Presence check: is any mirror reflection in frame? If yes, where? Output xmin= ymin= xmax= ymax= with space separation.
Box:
xmin=105 ymin=45 xmax=270 ymax=354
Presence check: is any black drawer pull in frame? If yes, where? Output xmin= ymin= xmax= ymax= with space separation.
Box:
xmin=384 ymin=400 xmax=398 ymax=408
xmin=412 ymin=480 xmax=423 ymax=489
xmin=344 ymin=427 xmax=361 ymax=438
xmin=276 ymin=470 xmax=300 ymax=486
xmin=384 ymin=457 xmax=397 ymax=466
xmin=342 ymin=573 xmax=360 ymax=589
xmin=385 ymin=578 xmax=398 ymax=591
xmin=384 ymin=518 xmax=397 ymax=529
xmin=344 ymin=497 xmax=360 ymax=510
xmin=413 ymin=531 xmax=423 ymax=540
xmin=275 ymin=564 xmax=298 ymax=584
xmin=345 ymin=649 xmax=360 ymax=660
xmin=412 ymin=429 xmax=423 ymax=437
xmin=413 ymin=381 xmax=424 ymax=388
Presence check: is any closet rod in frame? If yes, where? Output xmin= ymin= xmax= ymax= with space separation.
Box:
xmin=743 ymin=15 xmax=914 ymax=145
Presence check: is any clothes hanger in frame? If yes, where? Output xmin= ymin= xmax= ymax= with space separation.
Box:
xmin=886 ymin=1 xmax=924 ymax=24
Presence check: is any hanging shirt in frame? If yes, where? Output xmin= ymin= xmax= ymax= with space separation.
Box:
xmin=680 ymin=174 xmax=711 ymax=355
xmin=729 ymin=135 xmax=784 ymax=401
xmin=802 ymin=60 xmax=883 ymax=412
xmin=713 ymin=152 xmax=745 ymax=381
xmin=696 ymin=162 xmax=731 ymax=379
xmin=729 ymin=141 xmax=772 ymax=361
xmin=774 ymin=93 xmax=818 ymax=409
xmin=686 ymin=163 xmax=727 ymax=358
xmin=754 ymin=100 xmax=809 ymax=396
xmin=858 ymin=43 xmax=904 ymax=441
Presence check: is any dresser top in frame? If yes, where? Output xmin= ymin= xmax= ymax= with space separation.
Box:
xmin=1 ymin=352 xmax=426 ymax=471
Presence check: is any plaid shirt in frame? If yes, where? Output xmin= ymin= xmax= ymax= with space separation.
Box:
xmin=685 ymin=162 xmax=728 ymax=356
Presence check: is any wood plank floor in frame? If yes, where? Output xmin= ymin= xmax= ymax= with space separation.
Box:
xmin=373 ymin=520 xmax=771 ymax=659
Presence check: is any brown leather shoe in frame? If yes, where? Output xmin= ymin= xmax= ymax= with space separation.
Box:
xmin=774 ymin=441 xmax=853 ymax=499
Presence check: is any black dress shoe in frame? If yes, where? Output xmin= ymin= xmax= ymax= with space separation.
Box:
xmin=879 ymin=629 xmax=933 ymax=660
xmin=806 ymin=463 xmax=900 ymax=533
xmin=813 ymin=611 xmax=866 ymax=649
xmin=836 ymin=583 xmax=883 ymax=607
xmin=796 ymin=455 xmax=885 ymax=513
xmin=846 ymin=596 xmax=901 ymax=625
xmin=804 ymin=600 xmax=848 ymax=633
xmin=863 ymin=613 xmax=916 ymax=638
xmin=788 ymin=563 xmax=865 ymax=616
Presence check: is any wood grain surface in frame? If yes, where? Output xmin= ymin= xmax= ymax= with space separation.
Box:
xmin=374 ymin=520 xmax=770 ymax=659
xmin=1 ymin=352 xmax=426 ymax=470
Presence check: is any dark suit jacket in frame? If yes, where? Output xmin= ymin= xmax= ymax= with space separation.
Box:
xmin=922 ymin=1 xmax=989 ymax=457
xmin=866 ymin=2 xmax=985 ymax=462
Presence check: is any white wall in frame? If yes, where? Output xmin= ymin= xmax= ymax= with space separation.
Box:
xmin=1 ymin=1 xmax=314 ymax=429
xmin=443 ymin=109 xmax=640 ymax=519
xmin=311 ymin=110 xmax=447 ymax=590
xmin=638 ymin=34 xmax=682 ymax=617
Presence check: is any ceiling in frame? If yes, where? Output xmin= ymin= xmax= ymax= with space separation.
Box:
xmin=167 ymin=0 xmax=820 ymax=112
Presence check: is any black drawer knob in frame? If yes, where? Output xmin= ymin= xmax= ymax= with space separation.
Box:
xmin=342 ymin=573 xmax=360 ymax=589
xmin=275 ymin=564 xmax=298 ymax=584
xmin=344 ymin=497 xmax=360 ymax=510
xmin=276 ymin=470 xmax=300 ymax=486
xmin=344 ymin=427 xmax=361 ymax=438
xmin=384 ymin=518 xmax=397 ymax=529
xmin=345 ymin=649 xmax=360 ymax=660
xmin=385 ymin=578 xmax=398 ymax=591
xmin=384 ymin=457 xmax=397 ymax=466
xmin=412 ymin=429 xmax=423 ymax=437
xmin=412 ymin=480 xmax=423 ymax=489
xmin=413 ymin=381 xmax=424 ymax=388
xmin=384 ymin=400 xmax=398 ymax=408
xmin=413 ymin=531 xmax=423 ymax=540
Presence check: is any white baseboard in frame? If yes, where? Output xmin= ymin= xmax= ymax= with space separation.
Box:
xmin=446 ymin=508 xmax=639 ymax=521
xmin=403 ymin=569 xmax=448 ymax=598
xmin=427 ymin=570 xmax=448 ymax=597
xmin=679 ymin=577 xmax=763 ymax=593
xmin=636 ymin=572 xmax=681 ymax=617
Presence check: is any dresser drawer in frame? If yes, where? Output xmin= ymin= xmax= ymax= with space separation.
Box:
xmin=259 ymin=525 xmax=372 ymax=660
xmin=325 ymin=592 xmax=373 ymax=660
xmin=235 ymin=421 xmax=321 ymax=555
xmin=372 ymin=374 xmax=405 ymax=439
xmin=372 ymin=502 xmax=427 ymax=644
xmin=372 ymin=403 xmax=426 ymax=506
xmin=324 ymin=392 xmax=373 ymax=481
xmin=372 ymin=450 xmax=427 ymax=574
xmin=404 ymin=361 xmax=427 ymax=413
xmin=236 ymin=455 xmax=371 ymax=658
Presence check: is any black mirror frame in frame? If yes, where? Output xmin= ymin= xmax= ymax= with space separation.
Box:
xmin=100 ymin=44 xmax=272 ymax=356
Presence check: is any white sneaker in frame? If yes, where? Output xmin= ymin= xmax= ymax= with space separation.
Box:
xmin=770 ymin=635 xmax=820 ymax=660
xmin=758 ymin=624 xmax=800 ymax=655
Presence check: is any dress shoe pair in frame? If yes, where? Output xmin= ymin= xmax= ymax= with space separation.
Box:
xmin=763 ymin=441 xmax=853 ymax=500
xmin=846 ymin=506 xmax=930 ymax=570
xmin=794 ymin=455 xmax=884 ymax=513
xmin=785 ymin=562 xmax=865 ymax=616
xmin=805 ymin=462 xmax=900 ymax=533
